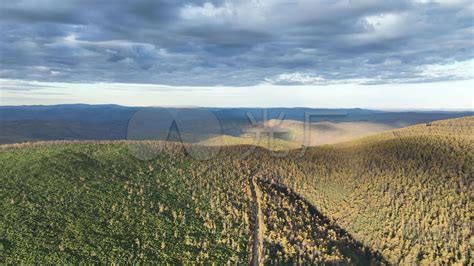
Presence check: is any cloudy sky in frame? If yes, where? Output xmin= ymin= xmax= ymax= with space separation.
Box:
xmin=0 ymin=0 xmax=473 ymax=109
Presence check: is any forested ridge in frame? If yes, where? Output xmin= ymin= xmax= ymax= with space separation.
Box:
xmin=251 ymin=116 xmax=473 ymax=264
xmin=0 ymin=116 xmax=472 ymax=264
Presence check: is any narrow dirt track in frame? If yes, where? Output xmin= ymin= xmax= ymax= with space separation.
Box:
xmin=249 ymin=175 xmax=264 ymax=266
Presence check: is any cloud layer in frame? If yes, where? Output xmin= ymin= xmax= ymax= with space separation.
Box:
xmin=0 ymin=0 xmax=472 ymax=86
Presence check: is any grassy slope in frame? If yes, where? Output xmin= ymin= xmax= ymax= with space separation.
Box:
xmin=0 ymin=116 xmax=472 ymax=264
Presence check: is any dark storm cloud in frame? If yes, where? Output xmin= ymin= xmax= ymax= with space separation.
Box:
xmin=0 ymin=0 xmax=472 ymax=86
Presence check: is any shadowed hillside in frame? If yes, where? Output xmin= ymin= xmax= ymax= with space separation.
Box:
xmin=256 ymin=179 xmax=386 ymax=264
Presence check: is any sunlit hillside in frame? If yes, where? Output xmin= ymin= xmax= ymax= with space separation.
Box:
xmin=199 ymin=134 xmax=301 ymax=151
xmin=253 ymin=116 xmax=473 ymax=264
xmin=261 ymin=119 xmax=396 ymax=146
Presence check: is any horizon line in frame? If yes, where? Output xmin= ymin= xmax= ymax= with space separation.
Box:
xmin=1 ymin=103 xmax=473 ymax=112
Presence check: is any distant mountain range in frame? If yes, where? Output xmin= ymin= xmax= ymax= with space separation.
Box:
xmin=0 ymin=104 xmax=472 ymax=144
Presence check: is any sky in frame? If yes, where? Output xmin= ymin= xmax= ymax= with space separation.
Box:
xmin=0 ymin=0 xmax=473 ymax=109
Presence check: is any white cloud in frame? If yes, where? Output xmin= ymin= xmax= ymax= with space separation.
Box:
xmin=265 ymin=73 xmax=328 ymax=85
xmin=180 ymin=2 xmax=234 ymax=20
xmin=1 ymin=78 xmax=472 ymax=110
xmin=418 ymin=59 xmax=474 ymax=80
xmin=265 ymin=59 xmax=474 ymax=86
xmin=365 ymin=13 xmax=404 ymax=33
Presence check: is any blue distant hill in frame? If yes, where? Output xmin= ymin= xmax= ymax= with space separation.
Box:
xmin=0 ymin=104 xmax=472 ymax=144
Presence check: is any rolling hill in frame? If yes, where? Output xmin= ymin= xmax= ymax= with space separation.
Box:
xmin=198 ymin=134 xmax=301 ymax=151
xmin=252 ymin=116 xmax=473 ymax=264
xmin=248 ymin=119 xmax=396 ymax=146
xmin=0 ymin=116 xmax=472 ymax=264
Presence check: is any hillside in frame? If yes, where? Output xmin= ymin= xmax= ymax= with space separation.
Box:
xmin=252 ymin=116 xmax=473 ymax=264
xmin=0 ymin=116 xmax=472 ymax=264
xmin=0 ymin=142 xmax=382 ymax=264
xmin=198 ymin=134 xmax=301 ymax=151
xmin=0 ymin=142 xmax=259 ymax=263
xmin=258 ymin=119 xmax=396 ymax=146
